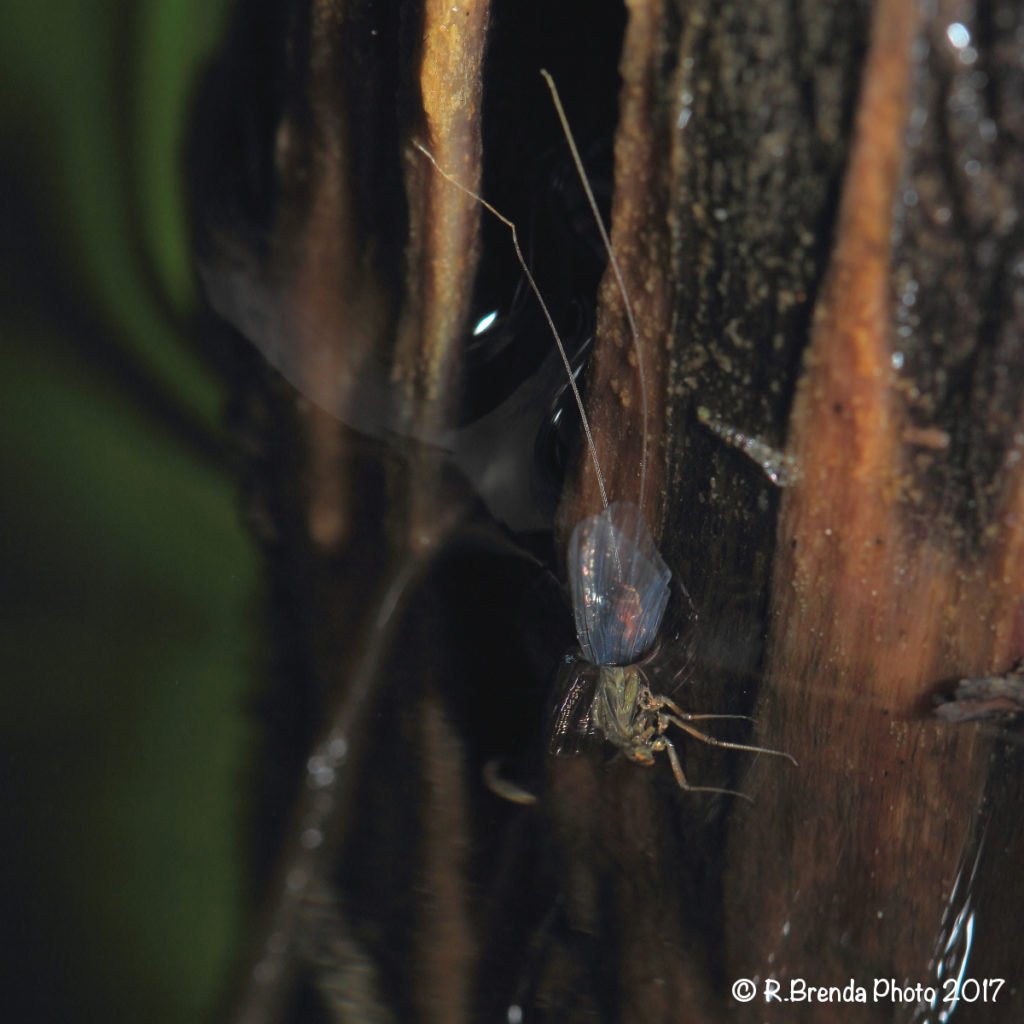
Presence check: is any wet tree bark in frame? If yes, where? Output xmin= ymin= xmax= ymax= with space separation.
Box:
xmin=190 ymin=0 xmax=1024 ymax=1021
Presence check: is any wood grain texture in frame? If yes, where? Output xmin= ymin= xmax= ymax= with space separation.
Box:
xmin=189 ymin=0 xmax=1024 ymax=1020
xmin=720 ymin=0 xmax=1024 ymax=1016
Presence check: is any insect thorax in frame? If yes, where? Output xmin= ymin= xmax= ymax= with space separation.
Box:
xmin=591 ymin=664 xmax=654 ymax=750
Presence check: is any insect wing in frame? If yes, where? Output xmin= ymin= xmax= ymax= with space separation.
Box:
xmin=548 ymin=657 xmax=599 ymax=755
xmin=567 ymin=502 xmax=671 ymax=666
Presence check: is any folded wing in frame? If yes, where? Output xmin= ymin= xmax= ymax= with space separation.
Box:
xmin=567 ymin=502 xmax=672 ymax=666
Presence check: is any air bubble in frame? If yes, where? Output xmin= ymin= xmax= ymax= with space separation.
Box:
xmin=472 ymin=310 xmax=498 ymax=336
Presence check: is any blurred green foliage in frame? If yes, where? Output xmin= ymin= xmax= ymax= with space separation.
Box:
xmin=1 ymin=2 xmax=260 ymax=1021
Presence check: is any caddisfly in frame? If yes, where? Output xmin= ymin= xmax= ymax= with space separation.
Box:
xmin=418 ymin=71 xmax=795 ymax=798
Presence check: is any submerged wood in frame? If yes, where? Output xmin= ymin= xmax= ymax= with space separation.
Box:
xmin=723 ymin=2 xmax=1024 ymax=1018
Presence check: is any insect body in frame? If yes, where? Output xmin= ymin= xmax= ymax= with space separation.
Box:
xmin=540 ymin=67 xmax=795 ymax=796
xmin=589 ymin=665 xmax=741 ymax=791
xmin=419 ymin=72 xmax=795 ymax=799
xmin=559 ymin=502 xmax=795 ymax=798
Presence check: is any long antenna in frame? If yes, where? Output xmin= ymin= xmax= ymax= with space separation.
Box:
xmin=540 ymin=69 xmax=649 ymax=514
xmin=413 ymin=140 xmax=610 ymax=512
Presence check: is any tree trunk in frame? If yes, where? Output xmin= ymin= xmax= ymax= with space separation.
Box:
xmin=190 ymin=0 xmax=1024 ymax=1020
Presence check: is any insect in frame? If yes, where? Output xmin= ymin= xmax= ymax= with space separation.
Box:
xmin=418 ymin=71 xmax=795 ymax=798
xmin=552 ymin=499 xmax=796 ymax=799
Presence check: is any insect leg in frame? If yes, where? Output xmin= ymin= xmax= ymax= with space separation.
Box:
xmin=641 ymin=690 xmax=752 ymax=723
xmin=679 ymin=714 xmax=754 ymax=722
xmin=661 ymin=713 xmax=798 ymax=765
xmin=657 ymin=737 xmax=753 ymax=803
